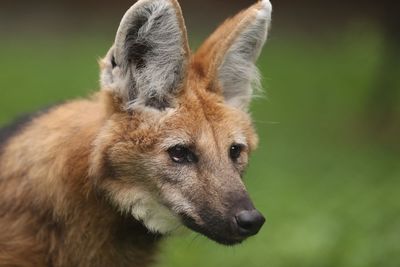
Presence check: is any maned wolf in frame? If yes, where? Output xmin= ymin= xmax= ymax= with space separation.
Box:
xmin=0 ymin=0 xmax=272 ymax=266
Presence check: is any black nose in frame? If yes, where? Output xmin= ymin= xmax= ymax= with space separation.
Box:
xmin=235 ymin=210 xmax=265 ymax=236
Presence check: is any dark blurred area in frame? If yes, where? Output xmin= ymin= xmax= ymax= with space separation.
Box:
xmin=0 ymin=0 xmax=396 ymax=33
xmin=1 ymin=0 xmax=399 ymax=137
xmin=1 ymin=1 xmax=399 ymax=267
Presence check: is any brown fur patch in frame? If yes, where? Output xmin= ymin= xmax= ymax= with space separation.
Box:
xmin=0 ymin=0 xmax=268 ymax=265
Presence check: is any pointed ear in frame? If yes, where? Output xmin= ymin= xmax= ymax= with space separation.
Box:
xmin=194 ymin=0 xmax=272 ymax=111
xmin=100 ymin=0 xmax=190 ymax=110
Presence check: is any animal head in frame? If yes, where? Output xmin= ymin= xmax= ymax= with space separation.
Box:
xmin=91 ymin=0 xmax=272 ymax=245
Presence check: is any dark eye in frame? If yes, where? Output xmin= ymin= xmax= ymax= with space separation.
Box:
xmin=167 ymin=145 xmax=198 ymax=164
xmin=230 ymin=144 xmax=244 ymax=161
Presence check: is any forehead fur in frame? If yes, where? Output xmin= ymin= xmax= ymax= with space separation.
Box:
xmin=155 ymin=79 xmax=258 ymax=150
xmin=103 ymin=76 xmax=258 ymax=150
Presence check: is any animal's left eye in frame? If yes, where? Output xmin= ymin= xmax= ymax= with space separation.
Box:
xmin=229 ymin=144 xmax=244 ymax=161
xmin=167 ymin=145 xmax=198 ymax=164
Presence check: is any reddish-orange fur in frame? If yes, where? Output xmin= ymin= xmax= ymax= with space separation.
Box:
xmin=0 ymin=0 xmax=271 ymax=266
xmin=0 ymin=96 xmax=160 ymax=266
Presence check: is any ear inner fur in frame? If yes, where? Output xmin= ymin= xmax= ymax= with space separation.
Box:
xmin=193 ymin=0 xmax=272 ymax=110
xmin=102 ymin=0 xmax=190 ymax=110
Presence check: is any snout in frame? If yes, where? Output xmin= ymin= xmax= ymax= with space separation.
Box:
xmin=180 ymin=206 xmax=266 ymax=245
xmin=235 ymin=209 xmax=265 ymax=237
xmin=177 ymin=189 xmax=266 ymax=245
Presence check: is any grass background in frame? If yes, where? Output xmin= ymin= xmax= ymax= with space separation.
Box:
xmin=1 ymin=26 xmax=399 ymax=266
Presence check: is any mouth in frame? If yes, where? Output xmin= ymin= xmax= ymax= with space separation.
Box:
xmin=179 ymin=211 xmax=265 ymax=246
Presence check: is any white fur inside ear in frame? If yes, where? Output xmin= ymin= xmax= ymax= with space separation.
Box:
xmin=109 ymin=188 xmax=181 ymax=234
xmin=101 ymin=0 xmax=188 ymax=110
xmin=219 ymin=1 xmax=272 ymax=111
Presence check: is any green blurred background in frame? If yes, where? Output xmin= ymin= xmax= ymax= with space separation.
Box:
xmin=1 ymin=0 xmax=399 ymax=266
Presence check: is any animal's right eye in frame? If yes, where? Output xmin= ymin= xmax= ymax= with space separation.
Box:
xmin=167 ymin=145 xmax=198 ymax=164
xmin=230 ymin=144 xmax=244 ymax=161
